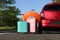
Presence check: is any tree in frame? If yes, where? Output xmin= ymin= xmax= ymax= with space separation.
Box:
xmin=52 ymin=0 xmax=60 ymax=2
xmin=0 ymin=0 xmax=15 ymax=9
xmin=1 ymin=6 xmax=20 ymax=27
xmin=0 ymin=0 xmax=17 ymax=26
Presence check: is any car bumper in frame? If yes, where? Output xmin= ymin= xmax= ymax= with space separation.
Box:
xmin=42 ymin=20 xmax=60 ymax=28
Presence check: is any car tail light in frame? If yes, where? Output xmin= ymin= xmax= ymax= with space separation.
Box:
xmin=42 ymin=20 xmax=50 ymax=24
xmin=42 ymin=20 xmax=50 ymax=26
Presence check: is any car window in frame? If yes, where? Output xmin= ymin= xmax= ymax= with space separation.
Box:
xmin=44 ymin=5 xmax=60 ymax=11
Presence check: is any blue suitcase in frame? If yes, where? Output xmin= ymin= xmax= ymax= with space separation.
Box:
xmin=17 ymin=21 xmax=29 ymax=34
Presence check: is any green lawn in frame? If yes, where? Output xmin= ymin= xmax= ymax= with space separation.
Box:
xmin=0 ymin=26 xmax=16 ymax=30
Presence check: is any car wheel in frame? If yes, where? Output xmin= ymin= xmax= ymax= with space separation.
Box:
xmin=38 ymin=23 xmax=42 ymax=34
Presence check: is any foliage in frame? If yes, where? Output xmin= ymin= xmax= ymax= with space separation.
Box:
xmin=1 ymin=6 xmax=20 ymax=26
xmin=0 ymin=0 xmax=15 ymax=9
xmin=52 ymin=0 xmax=60 ymax=2
xmin=0 ymin=0 xmax=20 ymax=30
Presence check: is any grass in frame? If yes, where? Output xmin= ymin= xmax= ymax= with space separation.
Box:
xmin=0 ymin=26 xmax=16 ymax=30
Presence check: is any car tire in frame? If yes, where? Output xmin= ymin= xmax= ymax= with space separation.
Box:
xmin=38 ymin=22 xmax=42 ymax=34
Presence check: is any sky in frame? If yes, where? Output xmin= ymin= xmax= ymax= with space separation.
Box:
xmin=15 ymin=0 xmax=51 ymax=18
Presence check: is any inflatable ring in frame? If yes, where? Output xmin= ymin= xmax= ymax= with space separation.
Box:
xmin=22 ymin=11 xmax=41 ymax=22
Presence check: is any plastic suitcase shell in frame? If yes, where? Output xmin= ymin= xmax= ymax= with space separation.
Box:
xmin=27 ymin=16 xmax=37 ymax=33
xmin=17 ymin=21 xmax=28 ymax=33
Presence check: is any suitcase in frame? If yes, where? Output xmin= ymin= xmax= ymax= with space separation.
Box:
xmin=27 ymin=16 xmax=37 ymax=33
xmin=17 ymin=21 xmax=28 ymax=34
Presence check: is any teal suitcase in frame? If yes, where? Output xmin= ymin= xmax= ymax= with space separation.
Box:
xmin=17 ymin=21 xmax=29 ymax=33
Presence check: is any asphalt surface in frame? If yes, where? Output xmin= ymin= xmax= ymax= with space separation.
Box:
xmin=0 ymin=30 xmax=60 ymax=40
xmin=0 ymin=33 xmax=60 ymax=40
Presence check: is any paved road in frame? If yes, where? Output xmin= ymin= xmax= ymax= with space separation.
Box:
xmin=0 ymin=33 xmax=60 ymax=40
xmin=0 ymin=29 xmax=60 ymax=40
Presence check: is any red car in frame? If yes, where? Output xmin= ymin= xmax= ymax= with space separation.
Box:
xmin=40 ymin=2 xmax=60 ymax=30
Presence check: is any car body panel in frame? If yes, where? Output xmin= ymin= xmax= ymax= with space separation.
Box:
xmin=41 ymin=2 xmax=60 ymax=28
